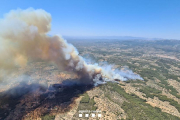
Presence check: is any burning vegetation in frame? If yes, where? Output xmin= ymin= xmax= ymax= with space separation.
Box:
xmin=0 ymin=8 xmax=143 ymax=86
xmin=0 ymin=8 xmax=144 ymax=119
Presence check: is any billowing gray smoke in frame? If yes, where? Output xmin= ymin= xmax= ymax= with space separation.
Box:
xmin=0 ymin=8 xmax=143 ymax=86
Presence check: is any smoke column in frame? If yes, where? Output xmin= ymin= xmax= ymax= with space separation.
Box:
xmin=0 ymin=8 xmax=143 ymax=85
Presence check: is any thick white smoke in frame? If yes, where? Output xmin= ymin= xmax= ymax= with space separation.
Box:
xmin=0 ymin=8 xmax=143 ymax=86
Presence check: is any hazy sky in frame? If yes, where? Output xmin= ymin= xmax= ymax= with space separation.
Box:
xmin=0 ymin=0 xmax=180 ymax=39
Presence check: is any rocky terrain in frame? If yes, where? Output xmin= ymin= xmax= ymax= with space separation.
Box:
xmin=0 ymin=39 xmax=180 ymax=120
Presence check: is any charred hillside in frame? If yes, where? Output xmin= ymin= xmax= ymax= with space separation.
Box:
xmin=0 ymin=81 xmax=93 ymax=120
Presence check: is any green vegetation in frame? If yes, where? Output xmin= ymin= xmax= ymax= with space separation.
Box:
xmin=137 ymin=65 xmax=180 ymax=100
xmin=73 ymin=93 xmax=97 ymax=118
xmin=139 ymin=86 xmax=180 ymax=112
xmin=70 ymin=39 xmax=180 ymax=119
xmin=154 ymin=94 xmax=180 ymax=113
xmin=100 ymin=82 xmax=180 ymax=120
xmin=139 ymin=86 xmax=161 ymax=98
xmin=1 ymin=39 xmax=180 ymax=119
xmin=41 ymin=114 xmax=55 ymax=120
xmin=80 ymin=93 xmax=90 ymax=103
xmin=139 ymin=68 xmax=160 ymax=81
xmin=78 ymin=93 xmax=97 ymax=111
xmin=126 ymin=79 xmax=145 ymax=84
xmin=157 ymin=80 xmax=180 ymax=99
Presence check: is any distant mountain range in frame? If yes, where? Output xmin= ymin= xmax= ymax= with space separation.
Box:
xmin=63 ymin=36 xmax=167 ymax=40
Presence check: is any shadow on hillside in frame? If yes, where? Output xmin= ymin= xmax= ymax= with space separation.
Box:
xmin=0 ymin=79 xmax=94 ymax=120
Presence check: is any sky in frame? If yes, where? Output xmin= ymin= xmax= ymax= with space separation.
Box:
xmin=0 ymin=0 xmax=180 ymax=39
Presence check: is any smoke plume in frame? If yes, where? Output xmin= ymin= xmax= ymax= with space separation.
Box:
xmin=0 ymin=8 xmax=143 ymax=85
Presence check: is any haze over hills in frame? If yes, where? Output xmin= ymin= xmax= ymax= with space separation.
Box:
xmin=1 ymin=36 xmax=180 ymax=119
xmin=63 ymin=36 xmax=176 ymax=41
xmin=0 ymin=2 xmax=180 ymax=119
